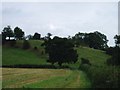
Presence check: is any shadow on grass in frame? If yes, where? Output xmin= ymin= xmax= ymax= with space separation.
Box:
xmin=2 ymin=64 xmax=70 ymax=69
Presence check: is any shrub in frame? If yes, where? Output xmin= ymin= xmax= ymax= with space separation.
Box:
xmin=22 ymin=40 xmax=30 ymax=49
xmin=34 ymin=46 xmax=38 ymax=50
xmin=81 ymin=58 xmax=91 ymax=66
xmin=80 ymin=65 xmax=119 ymax=88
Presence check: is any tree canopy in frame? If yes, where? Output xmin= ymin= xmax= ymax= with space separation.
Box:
xmin=42 ymin=36 xmax=78 ymax=66
xmin=14 ymin=27 xmax=24 ymax=40
xmin=33 ymin=33 xmax=41 ymax=40
xmin=2 ymin=25 xmax=14 ymax=40
xmin=72 ymin=31 xmax=108 ymax=49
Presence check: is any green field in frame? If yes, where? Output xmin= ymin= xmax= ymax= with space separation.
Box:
xmin=2 ymin=47 xmax=47 ymax=65
xmin=2 ymin=40 xmax=111 ymax=67
xmin=2 ymin=68 xmax=91 ymax=88
xmin=2 ymin=40 xmax=47 ymax=66
xmin=2 ymin=40 xmax=114 ymax=88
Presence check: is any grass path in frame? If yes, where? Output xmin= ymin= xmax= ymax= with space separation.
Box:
xmin=2 ymin=68 xmax=91 ymax=88
xmin=65 ymin=70 xmax=91 ymax=88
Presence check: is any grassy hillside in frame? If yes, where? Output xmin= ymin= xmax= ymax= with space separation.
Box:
xmin=2 ymin=47 xmax=47 ymax=65
xmin=16 ymin=40 xmax=44 ymax=50
xmin=2 ymin=68 xmax=91 ymax=88
xmin=2 ymin=40 xmax=111 ymax=68
xmin=2 ymin=40 xmax=47 ymax=66
xmin=77 ymin=46 xmax=111 ymax=66
xmin=2 ymin=40 xmax=116 ymax=88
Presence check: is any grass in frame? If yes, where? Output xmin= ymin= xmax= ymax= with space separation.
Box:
xmin=64 ymin=46 xmax=111 ymax=69
xmin=2 ymin=40 xmax=111 ymax=67
xmin=77 ymin=46 xmax=111 ymax=66
xmin=16 ymin=40 xmax=44 ymax=50
xmin=2 ymin=47 xmax=47 ymax=65
xmin=2 ymin=68 xmax=91 ymax=88
xmin=2 ymin=40 xmax=115 ymax=88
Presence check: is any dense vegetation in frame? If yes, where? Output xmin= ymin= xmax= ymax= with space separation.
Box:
xmin=42 ymin=36 xmax=78 ymax=66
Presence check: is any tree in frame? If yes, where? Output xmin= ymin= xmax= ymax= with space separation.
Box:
xmin=84 ymin=31 xmax=108 ymax=49
xmin=46 ymin=33 xmax=52 ymax=40
xmin=14 ymin=27 xmax=24 ymax=40
xmin=25 ymin=34 xmax=33 ymax=40
xmin=33 ymin=32 xmax=41 ymax=40
xmin=42 ymin=36 xmax=78 ymax=66
xmin=72 ymin=32 xmax=86 ymax=47
xmin=2 ymin=25 xmax=14 ymax=40
xmin=114 ymin=35 xmax=120 ymax=47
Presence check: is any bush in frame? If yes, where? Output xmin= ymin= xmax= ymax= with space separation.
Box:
xmin=34 ymin=46 xmax=38 ymax=50
xmin=105 ymin=47 xmax=114 ymax=55
xmin=22 ymin=40 xmax=30 ymax=49
xmin=106 ymin=46 xmax=120 ymax=65
xmin=79 ymin=65 xmax=119 ymax=88
xmin=81 ymin=58 xmax=91 ymax=66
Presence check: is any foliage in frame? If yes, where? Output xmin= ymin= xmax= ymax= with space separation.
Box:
xmin=80 ymin=58 xmax=91 ymax=66
xmin=114 ymin=35 xmax=120 ymax=46
xmin=72 ymin=32 xmax=86 ymax=47
xmin=25 ymin=34 xmax=33 ymax=40
xmin=44 ymin=33 xmax=52 ymax=40
xmin=106 ymin=35 xmax=120 ymax=65
xmin=84 ymin=31 xmax=108 ymax=49
xmin=106 ymin=46 xmax=120 ymax=65
xmin=42 ymin=36 xmax=78 ymax=66
xmin=14 ymin=27 xmax=24 ymax=40
xmin=33 ymin=33 xmax=41 ymax=40
xmin=80 ymin=65 xmax=119 ymax=88
xmin=2 ymin=25 xmax=14 ymax=40
xmin=72 ymin=31 xmax=108 ymax=49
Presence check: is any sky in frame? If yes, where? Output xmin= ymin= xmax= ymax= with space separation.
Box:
xmin=1 ymin=1 xmax=118 ymax=46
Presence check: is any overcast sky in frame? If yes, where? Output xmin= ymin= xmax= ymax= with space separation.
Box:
xmin=1 ymin=2 xmax=118 ymax=46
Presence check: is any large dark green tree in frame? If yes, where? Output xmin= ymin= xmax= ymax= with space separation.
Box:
xmin=33 ymin=33 xmax=41 ymax=40
xmin=84 ymin=31 xmax=108 ymax=49
xmin=2 ymin=25 xmax=14 ymax=40
xmin=72 ymin=31 xmax=108 ymax=49
xmin=14 ymin=27 xmax=24 ymax=40
xmin=42 ymin=36 xmax=78 ymax=66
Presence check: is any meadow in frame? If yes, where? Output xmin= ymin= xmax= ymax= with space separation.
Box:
xmin=2 ymin=68 xmax=91 ymax=88
xmin=2 ymin=40 xmax=119 ymax=88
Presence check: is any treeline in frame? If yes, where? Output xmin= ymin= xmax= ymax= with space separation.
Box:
xmin=2 ymin=25 xmax=108 ymax=49
xmin=1 ymin=26 xmax=41 ymax=44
